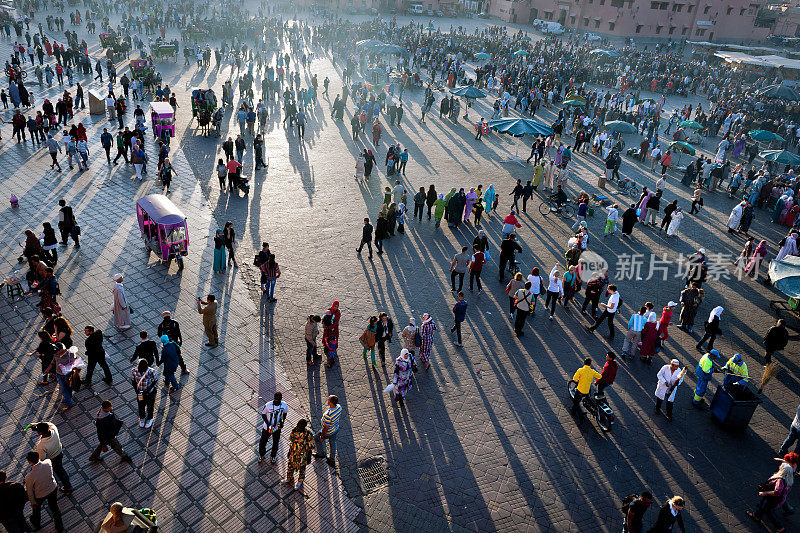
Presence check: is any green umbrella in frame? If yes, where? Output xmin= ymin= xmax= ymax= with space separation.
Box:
xmin=473 ymin=52 xmax=490 ymax=60
xmin=669 ymin=141 xmax=695 ymax=155
xmin=748 ymin=129 xmax=785 ymax=142
xmin=562 ymin=99 xmax=585 ymax=107
xmin=679 ymin=120 xmax=703 ymax=130
xmin=761 ymin=149 xmax=800 ymax=165
xmin=604 ymin=120 xmax=637 ymax=134
xmin=564 ymin=93 xmax=586 ymax=104
xmin=425 ymin=25 xmax=436 ymax=31
xmin=512 ymin=49 xmax=529 ymax=57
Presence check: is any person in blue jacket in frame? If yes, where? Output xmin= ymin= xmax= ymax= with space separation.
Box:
xmin=160 ymin=335 xmax=181 ymax=392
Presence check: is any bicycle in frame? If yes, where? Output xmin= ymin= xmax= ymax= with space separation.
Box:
xmin=613 ymin=177 xmax=640 ymax=199
xmin=538 ymin=198 xmax=574 ymax=219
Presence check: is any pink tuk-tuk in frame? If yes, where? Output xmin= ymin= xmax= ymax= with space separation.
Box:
xmin=150 ymin=102 xmax=175 ymax=141
xmin=136 ymin=194 xmax=188 ymax=270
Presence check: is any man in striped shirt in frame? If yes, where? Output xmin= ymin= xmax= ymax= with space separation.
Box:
xmin=622 ymin=306 xmax=647 ymax=358
xmin=314 ymin=395 xmax=342 ymax=467
xmin=259 ymin=393 xmax=288 ymax=465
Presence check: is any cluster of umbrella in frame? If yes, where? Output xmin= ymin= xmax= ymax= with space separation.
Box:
xmin=355 ymin=39 xmax=405 ymax=56
xmin=454 ymin=56 xmax=800 ymax=169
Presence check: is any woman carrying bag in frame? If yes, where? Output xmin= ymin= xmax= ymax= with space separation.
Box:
xmin=390 ymin=349 xmax=415 ymax=407
xmin=748 ymin=453 xmax=799 ymax=532
xmin=131 ymin=359 xmax=158 ymax=428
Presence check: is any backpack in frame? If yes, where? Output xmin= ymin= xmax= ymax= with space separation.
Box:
xmin=620 ymin=493 xmax=640 ymax=515
xmin=413 ymin=329 xmax=422 ymax=348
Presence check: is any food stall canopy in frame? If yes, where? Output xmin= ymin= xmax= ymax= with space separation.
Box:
xmin=714 ymin=51 xmax=800 ymax=71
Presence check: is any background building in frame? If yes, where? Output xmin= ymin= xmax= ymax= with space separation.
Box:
xmin=485 ymin=0 xmax=774 ymax=42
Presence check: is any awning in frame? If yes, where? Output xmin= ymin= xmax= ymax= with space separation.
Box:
xmin=715 ymin=51 xmax=800 ymax=70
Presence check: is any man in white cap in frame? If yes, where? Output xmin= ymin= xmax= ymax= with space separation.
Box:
xmin=655 ymin=359 xmax=685 ymax=421
xmin=111 ymin=274 xmax=131 ymax=329
xmin=657 ymin=301 xmax=678 ymax=347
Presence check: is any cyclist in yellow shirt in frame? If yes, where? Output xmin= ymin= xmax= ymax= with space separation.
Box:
xmin=572 ymin=358 xmax=602 ymax=423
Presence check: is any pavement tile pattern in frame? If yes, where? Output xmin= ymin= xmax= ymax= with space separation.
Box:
xmin=0 ymin=7 xmax=799 ymax=533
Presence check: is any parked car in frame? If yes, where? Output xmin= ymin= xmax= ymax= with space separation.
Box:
xmin=434 ymin=9 xmax=443 ymax=16
xmin=426 ymin=9 xmax=434 ymax=16
xmin=408 ymin=4 xmax=423 ymax=14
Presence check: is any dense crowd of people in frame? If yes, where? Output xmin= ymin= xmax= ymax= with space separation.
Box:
xmin=5 ymin=0 xmax=800 ymax=530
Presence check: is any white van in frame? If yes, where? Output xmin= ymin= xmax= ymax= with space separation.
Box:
xmin=533 ymin=20 xmax=565 ymax=35
xmin=408 ymin=4 xmax=424 ymax=14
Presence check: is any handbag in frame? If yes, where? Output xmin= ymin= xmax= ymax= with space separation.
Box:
xmin=758 ymin=478 xmax=777 ymax=493
xmin=136 ymin=371 xmax=149 ymax=402
xmin=68 ymin=368 xmax=82 ymax=390
xmin=413 ymin=329 xmax=422 ymax=348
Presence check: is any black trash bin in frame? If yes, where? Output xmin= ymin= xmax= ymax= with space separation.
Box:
xmin=709 ymin=383 xmax=763 ymax=431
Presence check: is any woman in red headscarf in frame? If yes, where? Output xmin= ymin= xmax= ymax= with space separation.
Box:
xmin=329 ymin=301 xmax=341 ymax=341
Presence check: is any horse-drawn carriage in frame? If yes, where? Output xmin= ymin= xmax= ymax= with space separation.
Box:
xmin=181 ymin=26 xmax=208 ymax=43
xmin=100 ymin=32 xmax=131 ymax=60
xmin=151 ymin=39 xmax=179 ymax=62
xmin=99 ymin=32 xmax=116 ymax=47
xmin=131 ymin=59 xmax=162 ymax=93
xmin=191 ymin=88 xmax=220 ymax=135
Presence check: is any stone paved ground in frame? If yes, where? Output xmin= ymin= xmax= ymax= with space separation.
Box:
xmin=1 ymin=6 xmax=799 ymax=532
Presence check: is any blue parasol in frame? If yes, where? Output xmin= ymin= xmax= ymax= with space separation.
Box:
xmin=450 ymin=86 xmax=488 ymax=99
